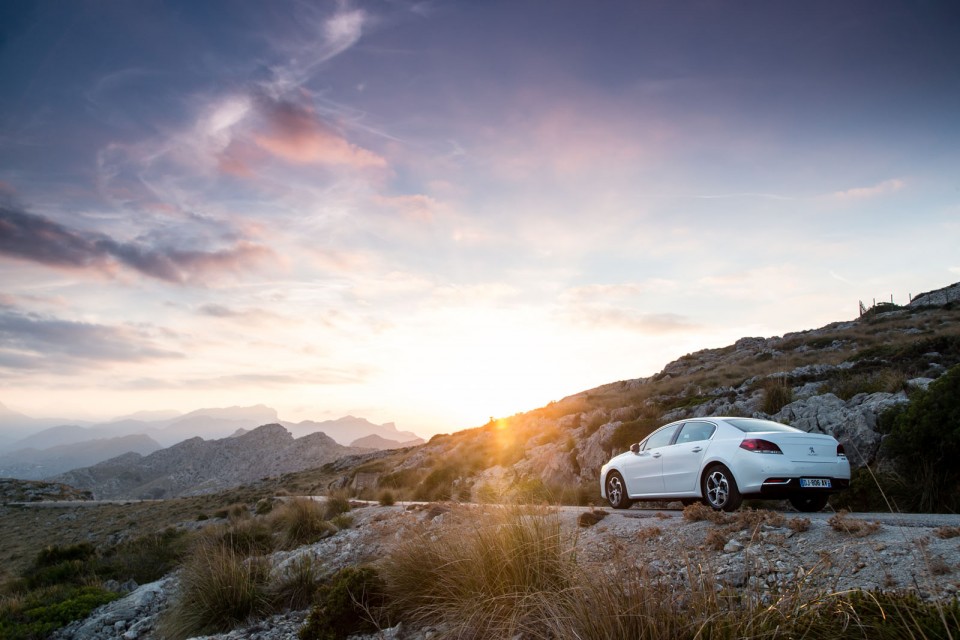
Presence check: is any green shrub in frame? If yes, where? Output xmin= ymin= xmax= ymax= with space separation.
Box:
xmin=413 ymin=465 xmax=458 ymax=502
xmin=377 ymin=489 xmax=396 ymax=506
xmin=851 ymin=335 xmax=960 ymax=376
xmin=825 ymin=368 xmax=907 ymax=401
xmin=24 ymin=543 xmax=97 ymax=589
xmin=96 ymin=527 xmax=191 ymax=584
xmin=880 ymin=364 xmax=960 ymax=513
xmin=299 ymin=567 xmax=388 ymax=640
xmin=0 ymin=585 xmax=119 ymax=640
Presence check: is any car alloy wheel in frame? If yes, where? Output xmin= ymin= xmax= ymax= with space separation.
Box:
xmin=703 ymin=465 xmax=742 ymax=512
xmin=606 ymin=471 xmax=632 ymax=509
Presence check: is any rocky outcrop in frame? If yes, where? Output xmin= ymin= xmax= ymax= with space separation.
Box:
xmin=50 ymin=577 xmax=173 ymax=640
xmin=774 ymin=391 xmax=909 ymax=466
xmin=0 ymin=478 xmax=92 ymax=503
xmin=575 ymin=422 xmax=620 ymax=483
xmin=910 ymin=282 xmax=960 ymax=307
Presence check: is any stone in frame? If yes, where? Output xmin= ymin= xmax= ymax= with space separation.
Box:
xmin=774 ymin=391 xmax=908 ymax=466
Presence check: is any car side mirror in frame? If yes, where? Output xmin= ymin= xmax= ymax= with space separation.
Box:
xmin=630 ymin=443 xmax=640 ymax=454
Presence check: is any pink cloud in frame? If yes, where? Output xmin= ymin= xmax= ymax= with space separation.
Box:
xmin=372 ymin=194 xmax=445 ymax=222
xmin=253 ymin=99 xmax=387 ymax=169
xmin=832 ymin=178 xmax=906 ymax=199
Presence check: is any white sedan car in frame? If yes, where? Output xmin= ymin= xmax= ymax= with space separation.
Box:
xmin=599 ymin=417 xmax=851 ymax=512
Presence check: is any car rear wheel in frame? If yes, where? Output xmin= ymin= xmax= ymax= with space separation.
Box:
xmin=789 ymin=493 xmax=829 ymax=513
xmin=702 ymin=465 xmax=742 ymax=512
xmin=605 ymin=471 xmax=634 ymax=510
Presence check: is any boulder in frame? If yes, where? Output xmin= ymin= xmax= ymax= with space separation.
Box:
xmin=774 ymin=392 xmax=909 ymax=467
xmin=576 ymin=421 xmax=621 ymax=483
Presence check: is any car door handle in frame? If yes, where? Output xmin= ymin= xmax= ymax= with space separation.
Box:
xmin=691 ymin=446 xmax=703 ymax=453
xmin=652 ymin=452 xmax=661 ymax=458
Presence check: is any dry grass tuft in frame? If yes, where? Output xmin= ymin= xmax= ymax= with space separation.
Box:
xmin=934 ymin=526 xmax=960 ymax=539
xmin=682 ymin=502 xmax=728 ymax=523
xmin=270 ymin=554 xmax=323 ymax=610
xmin=577 ymin=509 xmax=608 ymax=527
xmin=828 ymin=512 xmax=881 ymax=537
xmin=704 ymin=529 xmax=728 ymax=551
xmin=788 ymin=517 xmax=811 ymax=533
xmin=160 ymin=537 xmax=271 ymax=640
xmin=637 ymin=526 xmax=662 ymax=542
xmin=269 ymin=498 xmax=335 ymax=549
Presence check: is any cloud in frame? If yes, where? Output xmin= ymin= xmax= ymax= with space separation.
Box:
xmin=252 ymin=96 xmax=387 ymax=169
xmin=0 ymin=306 xmax=182 ymax=372
xmin=122 ymin=369 xmax=369 ymax=390
xmin=0 ymin=203 xmax=274 ymax=284
xmin=196 ymin=303 xmax=287 ymax=325
xmin=831 ymin=178 xmax=905 ymax=200
xmin=561 ymin=281 xmax=678 ymax=303
xmin=569 ymin=307 xmax=699 ymax=334
xmin=265 ymin=6 xmax=369 ymax=95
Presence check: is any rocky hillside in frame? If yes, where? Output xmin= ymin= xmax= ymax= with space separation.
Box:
xmin=53 ymin=424 xmax=370 ymax=500
xmin=322 ymin=281 xmax=960 ymax=504
xmin=0 ymin=478 xmax=92 ymax=503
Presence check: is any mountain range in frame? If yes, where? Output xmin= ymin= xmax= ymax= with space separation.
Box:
xmin=0 ymin=405 xmax=424 ymax=483
xmin=51 ymin=424 xmax=369 ymax=499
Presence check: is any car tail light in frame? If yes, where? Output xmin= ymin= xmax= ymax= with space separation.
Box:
xmin=739 ymin=438 xmax=783 ymax=454
xmin=837 ymin=443 xmax=847 ymax=457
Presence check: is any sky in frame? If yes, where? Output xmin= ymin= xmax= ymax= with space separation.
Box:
xmin=1 ymin=1 xmax=959 ymax=437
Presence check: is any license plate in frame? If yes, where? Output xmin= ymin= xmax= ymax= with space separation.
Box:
xmin=799 ymin=478 xmax=831 ymax=488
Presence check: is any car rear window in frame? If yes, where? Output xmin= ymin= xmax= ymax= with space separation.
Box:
xmin=725 ymin=418 xmax=801 ymax=433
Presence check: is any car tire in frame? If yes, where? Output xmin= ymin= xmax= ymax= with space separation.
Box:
xmin=605 ymin=471 xmax=634 ymax=510
xmin=789 ymin=493 xmax=829 ymax=513
xmin=702 ymin=464 xmax=742 ymax=512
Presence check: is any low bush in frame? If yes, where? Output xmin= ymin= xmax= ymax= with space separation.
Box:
xmin=0 ymin=585 xmax=119 ymax=640
xmin=96 ymin=527 xmax=191 ymax=584
xmin=299 ymin=567 xmax=388 ymax=640
xmin=377 ymin=489 xmax=396 ymax=506
xmin=880 ymin=364 xmax=960 ymax=513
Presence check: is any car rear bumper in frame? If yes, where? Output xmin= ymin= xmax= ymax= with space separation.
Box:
xmin=754 ymin=477 xmax=850 ymax=498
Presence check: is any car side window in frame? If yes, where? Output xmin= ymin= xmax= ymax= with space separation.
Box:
xmin=676 ymin=421 xmax=716 ymax=444
xmin=642 ymin=424 xmax=679 ymax=451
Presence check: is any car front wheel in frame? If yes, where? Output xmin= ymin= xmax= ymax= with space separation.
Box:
xmin=605 ymin=471 xmax=634 ymax=510
xmin=702 ymin=465 xmax=742 ymax=512
xmin=789 ymin=493 xmax=829 ymax=513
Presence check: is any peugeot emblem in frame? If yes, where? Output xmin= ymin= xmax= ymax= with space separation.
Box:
xmin=808 ymin=446 xmax=816 ymax=455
